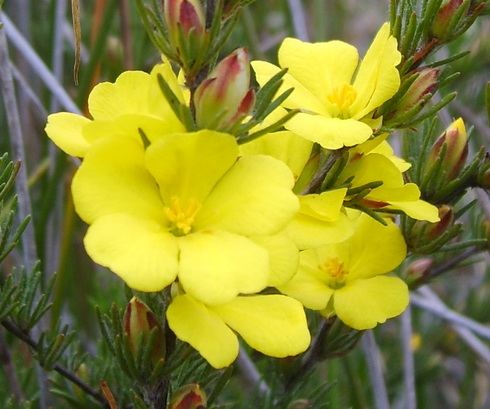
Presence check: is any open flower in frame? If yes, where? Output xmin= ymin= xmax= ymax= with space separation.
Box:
xmin=278 ymin=212 xmax=409 ymax=330
xmin=45 ymin=60 xmax=185 ymax=157
xmin=338 ymin=140 xmax=440 ymax=222
xmin=252 ymin=23 xmax=401 ymax=149
xmin=167 ymin=293 xmax=310 ymax=368
xmin=72 ymin=130 xmax=299 ymax=305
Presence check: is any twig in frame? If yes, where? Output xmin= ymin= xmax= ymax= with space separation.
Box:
xmin=426 ymin=246 xmax=482 ymax=281
xmin=287 ymin=0 xmax=309 ymax=41
xmin=236 ymin=346 xmax=271 ymax=399
xmin=361 ymin=331 xmax=390 ymax=409
xmin=1 ymin=12 xmax=81 ymax=114
xmin=400 ymin=306 xmax=417 ymax=409
xmin=119 ymin=0 xmax=134 ymax=70
xmin=286 ymin=319 xmax=330 ymax=388
xmin=411 ymin=288 xmax=490 ymax=340
xmin=0 ymin=328 xmax=24 ymax=403
xmin=1 ymin=319 xmax=108 ymax=406
xmin=0 ymin=13 xmax=38 ymax=273
xmin=302 ymin=149 xmax=346 ymax=194
xmin=414 ymin=287 xmax=490 ymax=364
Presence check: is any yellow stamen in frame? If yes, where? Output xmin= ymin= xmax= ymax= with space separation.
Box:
xmin=164 ymin=196 xmax=201 ymax=235
xmin=319 ymin=257 xmax=349 ymax=288
xmin=326 ymin=84 xmax=357 ymax=118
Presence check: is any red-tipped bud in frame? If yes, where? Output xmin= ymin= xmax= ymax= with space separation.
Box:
xmin=396 ymin=68 xmax=439 ymax=113
xmin=194 ymin=48 xmax=255 ymax=132
xmin=431 ymin=0 xmax=470 ymax=42
xmin=164 ymin=0 xmax=206 ymax=51
xmin=168 ymin=384 xmax=207 ymax=409
xmin=426 ymin=118 xmax=468 ymax=180
xmin=123 ymin=297 xmax=165 ymax=366
xmin=426 ymin=205 xmax=454 ymax=239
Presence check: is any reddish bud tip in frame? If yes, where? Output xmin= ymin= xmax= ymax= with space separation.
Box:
xmin=194 ymin=48 xmax=253 ymax=132
xmin=168 ymin=384 xmax=207 ymax=409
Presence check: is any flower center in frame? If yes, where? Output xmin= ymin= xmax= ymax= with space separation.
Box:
xmin=326 ymin=84 xmax=357 ymax=118
xmin=319 ymin=257 xmax=349 ymax=289
xmin=164 ymin=196 xmax=201 ymax=235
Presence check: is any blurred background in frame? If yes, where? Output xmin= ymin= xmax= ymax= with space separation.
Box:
xmin=0 ymin=1 xmax=489 ymax=408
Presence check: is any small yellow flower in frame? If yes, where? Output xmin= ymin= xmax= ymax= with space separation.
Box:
xmin=252 ymin=23 xmax=401 ymax=149
xmin=45 ymin=60 xmax=185 ymax=157
xmin=339 ymin=138 xmax=440 ymax=222
xmin=72 ymin=130 xmax=299 ymax=305
xmin=278 ymin=212 xmax=409 ymax=330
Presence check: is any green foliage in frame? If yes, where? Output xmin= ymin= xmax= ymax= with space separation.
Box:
xmin=0 ymin=0 xmax=489 ymax=408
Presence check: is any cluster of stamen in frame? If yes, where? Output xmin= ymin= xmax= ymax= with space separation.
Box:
xmin=164 ymin=196 xmax=201 ymax=235
xmin=319 ymin=257 xmax=349 ymax=288
xmin=326 ymin=84 xmax=357 ymax=118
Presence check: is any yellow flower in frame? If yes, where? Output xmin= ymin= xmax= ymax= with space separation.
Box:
xmin=72 ymin=130 xmax=299 ymax=305
xmin=278 ymin=212 xmax=409 ymax=330
xmin=286 ymin=190 xmax=354 ymax=250
xmin=339 ymin=138 xmax=440 ymax=222
xmin=167 ymin=293 xmax=310 ymax=368
xmin=252 ymin=23 xmax=401 ymax=149
xmin=239 ymin=110 xmax=353 ymax=249
xmin=45 ymin=60 xmax=185 ymax=157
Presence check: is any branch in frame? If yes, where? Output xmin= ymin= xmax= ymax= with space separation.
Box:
xmin=1 ymin=319 xmax=108 ymax=406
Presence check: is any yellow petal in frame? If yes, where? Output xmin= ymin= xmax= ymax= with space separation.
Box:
xmin=333 ymin=276 xmax=409 ymax=330
xmin=83 ymin=114 xmax=185 ymax=145
xmin=84 ymin=214 xmax=179 ymax=291
xmin=298 ymin=189 xmax=347 ymax=221
xmin=278 ymin=38 xmax=359 ymax=105
xmin=251 ymin=61 xmax=327 ymax=114
xmin=387 ymin=199 xmax=440 ymax=222
xmin=178 ymin=230 xmax=269 ymax=305
xmin=145 ymin=130 xmax=238 ymax=205
xmin=239 ymin=130 xmax=313 ymax=181
xmin=72 ymin=136 xmax=165 ymax=225
xmin=149 ymin=60 xmax=187 ymax=106
xmin=345 ymin=214 xmax=406 ymax=280
xmin=287 ymin=212 xmax=354 ymax=250
xmin=195 ymin=155 xmax=299 ymax=236
xmin=251 ymin=233 xmax=299 ymax=287
xmin=278 ymin=249 xmax=335 ymax=310
xmin=45 ymin=112 xmax=91 ymax=157
xmin=351 ymin=23 xmax=401 ymax=118
xmin=341 ymin=153 xmax=404 ymax=189
xmin=212 ymin=295 xmax=310 ymax=358
xmin=285 ymin=113 xmax=373 ymax=149
xmin=88 ymin=71 xmax=154 ymax=120
xmin=167 ymin=295 xmax=238 ymax=369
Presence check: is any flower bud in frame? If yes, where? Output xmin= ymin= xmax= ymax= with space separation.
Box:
xmin=168 ymin=384 xmax=207 ymax=409
xmin=405 ymin=258 xmax=434 ymax=287
xmin=394 ymin=68 xmax=439 ymax=114
xmin=194 ymin=48 xmax=255 ymax=132
xmin=426 ymin=118 xmax=468 ymax=181
xmin=123 ymin=297 xmax=165 ymax=366
xmin=426 ymin=205 xmax=454 ymax=239
xmin=164 ymin=0 xmax=206 ymax=57
xmin=431 ymin=0 xmax=470 ymax=42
